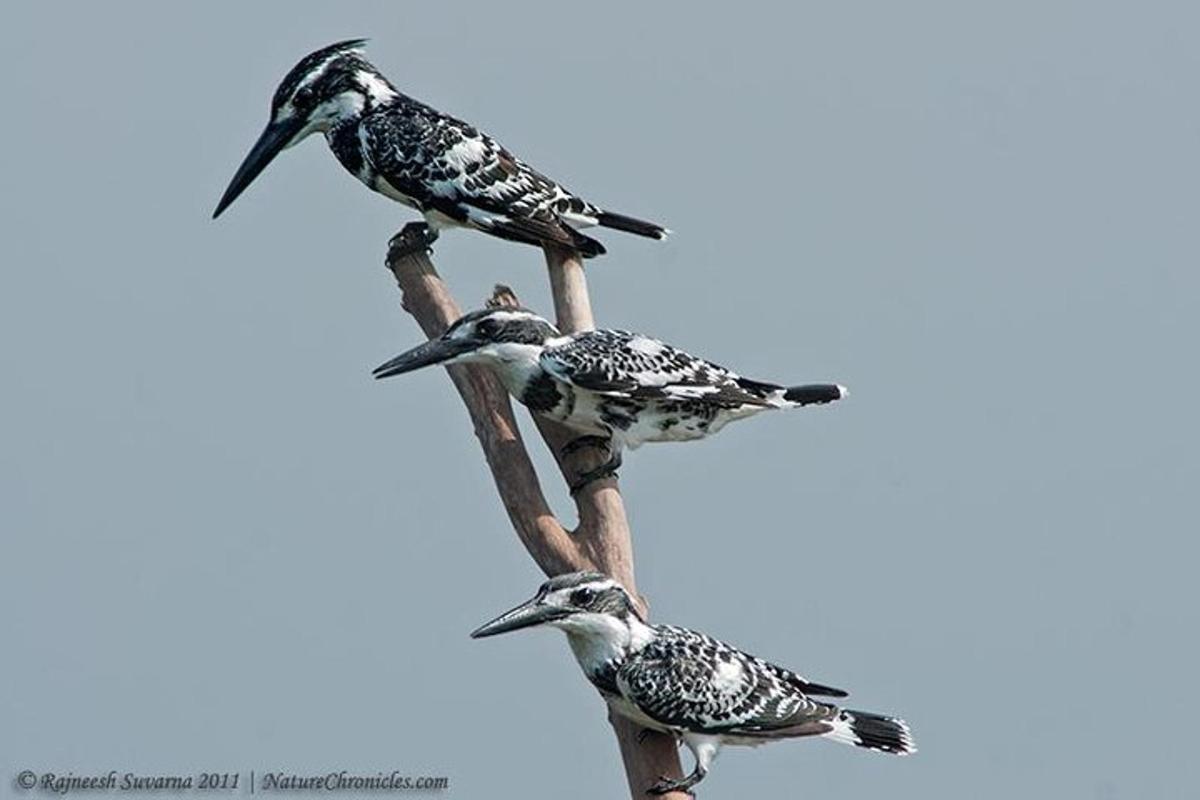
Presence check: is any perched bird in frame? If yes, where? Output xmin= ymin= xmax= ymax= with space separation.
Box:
xmin=213 ymin=39 xmax=667 ymax=257
xmin=473 ymin=572 xmax=914 ymax=795
xmin=372 ymin=307 xmax=845 ymax=491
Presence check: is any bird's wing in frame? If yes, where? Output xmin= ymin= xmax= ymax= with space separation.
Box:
xmin=540 ymin=332 xmax=776 ymax=407
xmin=361 ymin=106 xmax=443 ymax=210
xmin=363 ymin=102 xmax=601 ymax=253
xmin=617 ymin=627 xmax=840 ymax=735
xmin=768 ymin=663 xmax=849 ymax=699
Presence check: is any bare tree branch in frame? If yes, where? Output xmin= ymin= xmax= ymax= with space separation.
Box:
xmin=382 ymin=225 xmax=687 ymax=798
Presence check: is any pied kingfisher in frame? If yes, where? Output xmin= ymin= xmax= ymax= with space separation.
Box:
xmin=213 ymin=39 xmax=668 ymax=257
xmin=472 ymin=572 xmax=914 ymax=795
xmin=372 ymin=307 xmax=845 ymax=491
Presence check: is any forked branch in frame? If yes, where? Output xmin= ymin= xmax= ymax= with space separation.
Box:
xmin=382 ymin=224 xmax=687 ymax=799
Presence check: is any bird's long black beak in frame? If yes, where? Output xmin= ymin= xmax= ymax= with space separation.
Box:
xmin=213 ymin=117 xmax=304 ymax=218
xmin=372 ymin=338 xmax=477 ymax=380
xmin=470 ymin=596 xmax=569 ymax=639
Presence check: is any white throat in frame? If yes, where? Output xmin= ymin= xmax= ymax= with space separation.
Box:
xmin=562 ymin=614 xmax=656 ymax=676
xmin=473 ymin=342 xmax=546 ymax=395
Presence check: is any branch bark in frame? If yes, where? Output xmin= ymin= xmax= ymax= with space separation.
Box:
xmin=383 ymin=227 xmax=687 ymax=798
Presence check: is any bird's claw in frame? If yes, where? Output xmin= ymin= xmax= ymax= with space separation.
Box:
xmin=568 ymin=450 xmax=623 ymax=496
xmin=563 ymin=435 xmax=620 ymax=495
xmin=387 ymin=222 xmax=440 ymax=262
xmin=647 ymin=776 xmax=695 ymax=797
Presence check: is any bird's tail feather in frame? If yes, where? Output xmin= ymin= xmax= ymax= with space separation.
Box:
xmin=823 ymin=710 xmax=916 ymax=755
xmin=485 ymin=216 xmax=606 ymax=258
xmin=595 ymin=210 xmax=670 ymax=240
xmin=782 ymin=383 xmax=847 ymax=407
xmin=567 ymin=229 xmax=607 ymax=258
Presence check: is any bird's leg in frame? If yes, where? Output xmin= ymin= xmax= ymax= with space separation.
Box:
xmin=568 ymin=447 xmax=622 ymax=495
xmin=387 ymin=222 xmax=440 ymax=261
xmin=562 ymin=434 xmax=620 ymax=494
xmin=648 ymin=735 xmax=716 ymax=796
xmin=560 ymin=434 xmax=612 ymax=457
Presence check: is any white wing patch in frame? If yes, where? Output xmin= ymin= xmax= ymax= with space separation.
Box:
xmin=442 ymin=137 xmax=490 ymax=172
xmin=628 ymin=337 xmax=666 ymax=356
xmin=712 ymin=659 xmax=745 ymax=693
xmin=657 ymin=384 xmax=721 ymax=399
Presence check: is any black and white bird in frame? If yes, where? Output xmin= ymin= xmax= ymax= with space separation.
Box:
xmin=472 ymin=572 xmax=914 ymax=795
xmin=372 ymin=307 xmax=845 ymax=490
xmin=213 ymin=39 xmax=667 ymax=257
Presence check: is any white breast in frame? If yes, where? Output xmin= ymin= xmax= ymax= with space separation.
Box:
xmin=553 ymin=390 xmax=615 ymax=436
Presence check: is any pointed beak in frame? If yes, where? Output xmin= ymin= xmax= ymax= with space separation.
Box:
xmin=470 ymin=596 xmax=570 ymax=639
xmin=213 ymin=116 xmax=305 ymax=218
xmin=372 ymin=337 xmax=478 ymax=380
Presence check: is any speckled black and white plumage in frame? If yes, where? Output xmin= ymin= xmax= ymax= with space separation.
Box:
xmin=217 ymin=40 xmax=667 ymax=256
xmin=471 ymin=573 xmax=915 ymax=795
xmin=616 ymin=625 xmax=849 ymax=733
xmin=372 ymin=307 xmax=847 ymax=454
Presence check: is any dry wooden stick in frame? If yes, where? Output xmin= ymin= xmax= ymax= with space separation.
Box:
xmin=382 ymin=224 xmax=687 ymax=799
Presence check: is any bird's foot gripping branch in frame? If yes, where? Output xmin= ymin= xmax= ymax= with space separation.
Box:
xmin=388 ymin=222 xmax=440 ymax=260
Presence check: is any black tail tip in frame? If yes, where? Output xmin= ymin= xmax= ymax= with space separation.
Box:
xmin=783 ymin=383 xmax=847 ymax=405
xmin=595 ymin=211 xmax=670 ymax=240
xmin=842 ymin=710 xmax=917 ymax=755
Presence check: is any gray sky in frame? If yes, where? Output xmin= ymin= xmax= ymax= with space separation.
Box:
xmin=2 ymin=2 xmax=1197 ymax=798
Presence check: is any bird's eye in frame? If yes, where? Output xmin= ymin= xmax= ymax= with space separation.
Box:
xmin=476 ymin=319 xmax=500 ymax=338
xmin=293 ymin=87 xmax=314 ymax=110
xmin=571 ymin=587 xmax=596 ymax=606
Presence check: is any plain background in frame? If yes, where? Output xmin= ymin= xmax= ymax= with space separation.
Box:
xmin=2 ymin=2 xmax=1196 ymax=797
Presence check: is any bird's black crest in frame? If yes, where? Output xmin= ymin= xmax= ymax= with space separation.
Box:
xmin=272 ymin=39 xmax=369 ymax=110
xmin=445 ymin=307 xmax=532 ymax=334
xmin=445 ymin=308 xmax=559 ymax=344
xmin=540 ymin=571 xmax=609 ymax=593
